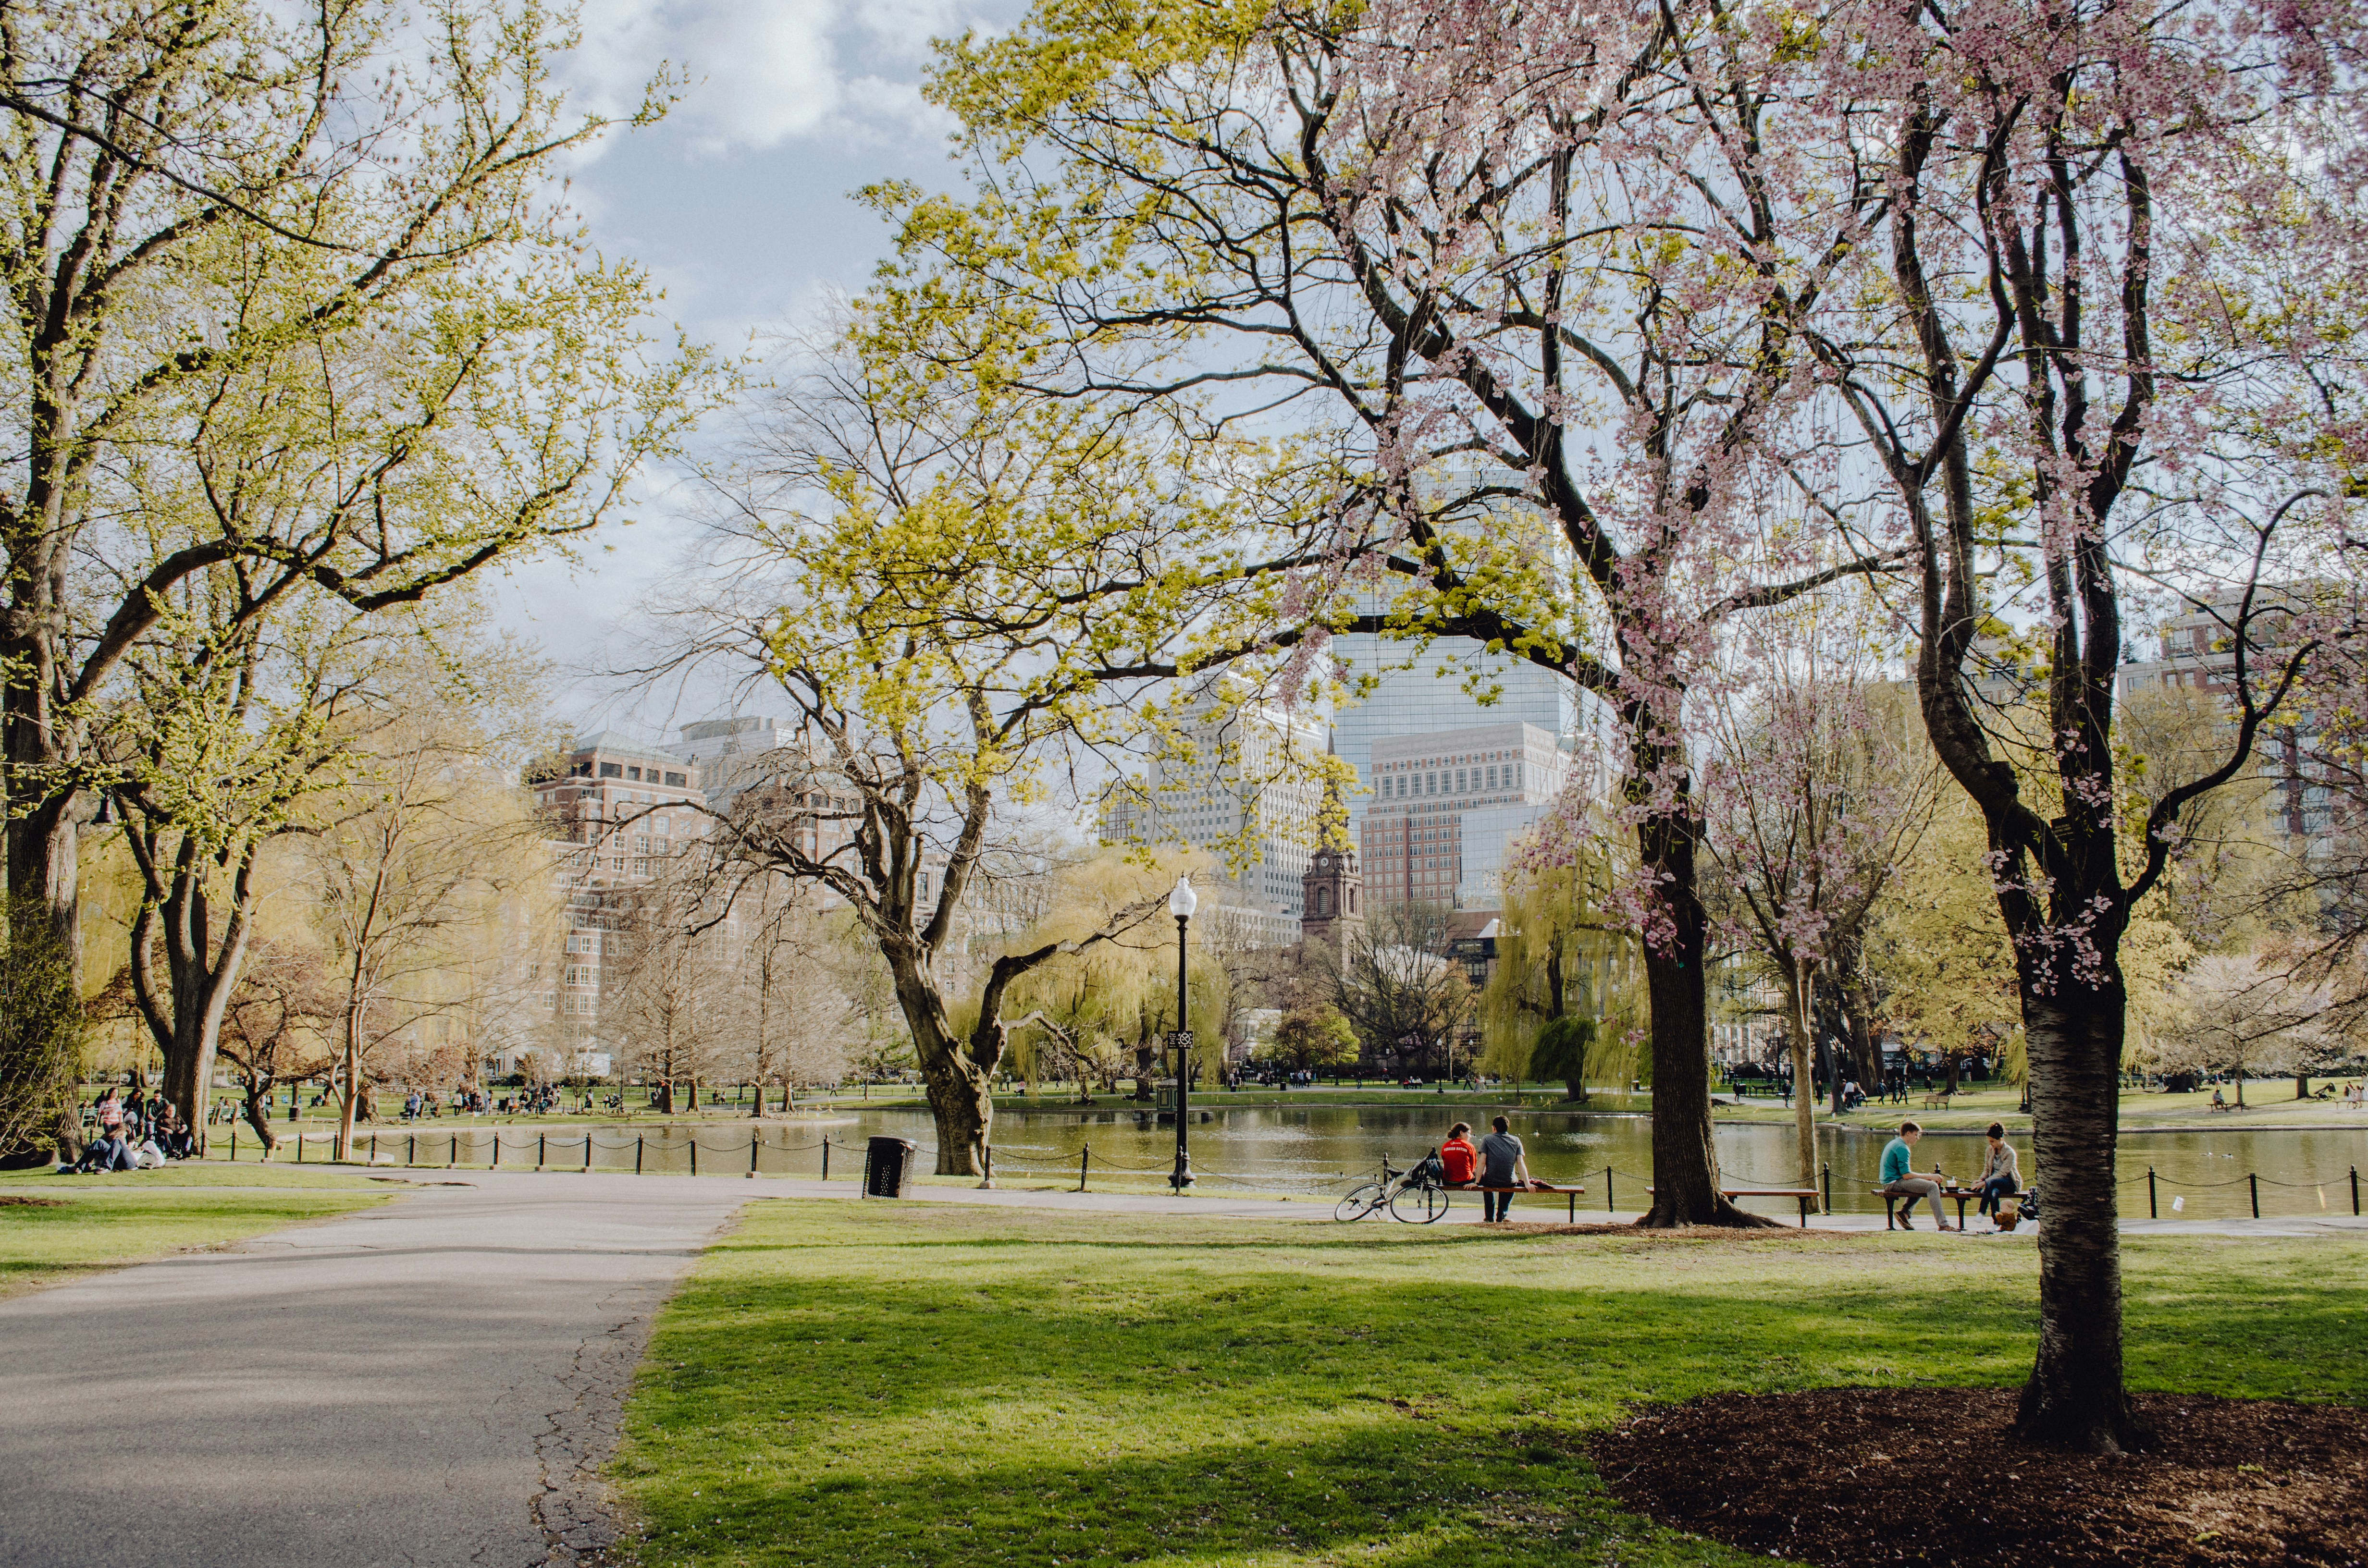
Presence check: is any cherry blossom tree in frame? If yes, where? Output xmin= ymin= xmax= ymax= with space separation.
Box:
xmin=893 ymin=0 xmax=1913 ymax=1225
xmin=1700 ymin=604 xmax=1936 ymax=1195
xmin=1787 ymin=0 xmax=2367 ymax=1448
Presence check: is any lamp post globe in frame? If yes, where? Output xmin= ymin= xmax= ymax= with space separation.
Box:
xmin=1169 ymin=877 xmax=1196 ymax=1190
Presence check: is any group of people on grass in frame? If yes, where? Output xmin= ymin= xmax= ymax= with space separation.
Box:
xmin=1881 ymin=1120 xmax=2023 ymax=1232
xmin=58 ymin=1087 xmax=193 ymax=1173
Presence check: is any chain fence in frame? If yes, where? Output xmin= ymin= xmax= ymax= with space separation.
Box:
xmin=194 ymin=1124 xmax=2364 ymax=1220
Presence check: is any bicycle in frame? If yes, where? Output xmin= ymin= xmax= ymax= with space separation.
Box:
xmin=1334 ymin=1155 xmax=1453 ymax=1224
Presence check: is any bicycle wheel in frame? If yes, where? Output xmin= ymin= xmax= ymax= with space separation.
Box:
xmin=1390 ymin=1183 xmax=1449 ymax=1224
xmin=1335 ymin=1183 xmax=1385 ymax=1222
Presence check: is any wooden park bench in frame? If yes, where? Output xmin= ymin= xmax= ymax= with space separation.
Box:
xmin=1648 ymin=1185 xmax=1823 ymax=1226
xmin=1873 ymin=1183 xmax=2021 ymax=1229
xmin=1920 ymin=1090 xmax=1953 ymax=1109
xmin=1456 ymin=1182 xmax=1588 ymax=1223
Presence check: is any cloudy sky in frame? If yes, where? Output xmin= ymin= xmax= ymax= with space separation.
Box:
xmin=488 ymin=0 xmax=1022 ymax=737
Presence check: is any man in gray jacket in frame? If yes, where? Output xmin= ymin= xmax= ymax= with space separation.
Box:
xmin=1479 ymin=1116 xmax=1530 ymax=1222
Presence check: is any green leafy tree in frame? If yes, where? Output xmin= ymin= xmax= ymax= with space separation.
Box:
xmin=0 ymin=0 xmax=717 ymax=1143
xmin=1264 ymin=1006 xmax=1357 ymax=1075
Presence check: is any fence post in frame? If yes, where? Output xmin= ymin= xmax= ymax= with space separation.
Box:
xmin=492 ymin=1133 xmax=501 ymax=1171
xmin=750 ymin=1131 xmax=760 ymax=1179
xmin=2354 ymin=1165 xmax=2360 ymax=1217
xmin=2145 ymin=1166 xmax=2156 ymax=1219
xmin=2250 ymin=1172 xmax=2260 ymax=1219
xmin=230 ymin=1123 xmax=236 ymax=1161
xmin=635 ymin=1134 xmax=643 ymax=1175
xmin=1605 ymin=1165 xmax=1614 ymax=1214
xmin=450 ymin=1132 xmax=457 ymax=1167
xmin=1820 ymin=1161 xmax=1831 ymax=1215
xmin=1080 ymin=1144 xmax=1090 ymax=1192
xmin=983 ymin=1145 xmax=993 ymax=1186
xmin=538 ymin=1132 xmax=546 ymax=1170
xmin=583 ymin=1134 xmax=593 ymax=1173
xmin=690 ymin=1137 xmax=697 ymax=1177
xmin=296 ymin=1131 xmax=304 ymax=1164
xmin=370 ymin=1133 xmax=377 ymax=1165
xmin=821 ymin=1140 xmax=829 ymax=1181
xmin=409 ymin=1132 xmax=416 ymax=1167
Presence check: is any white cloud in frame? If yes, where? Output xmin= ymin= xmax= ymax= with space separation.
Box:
xmin=565 ymin=0 xmax=987 ymax=155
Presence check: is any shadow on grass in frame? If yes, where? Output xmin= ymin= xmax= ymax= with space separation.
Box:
xmin=611 ymin=1201 xmax=2367 ymax=1567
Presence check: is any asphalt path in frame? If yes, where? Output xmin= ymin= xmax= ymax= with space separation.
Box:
xmin=0 ymin=1173 xmax=751 ymax=1568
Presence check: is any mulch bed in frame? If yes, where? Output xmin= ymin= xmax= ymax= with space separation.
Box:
xmin=1590 ymin=1386 xmax=2368 ymax=1566
xmin=0 ymin=1194 xmax=65 ymax=1207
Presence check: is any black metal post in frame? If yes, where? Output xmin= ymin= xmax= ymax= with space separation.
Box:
xmin=2354 ymin=1165 xmax=2360 ymax=1216
xmin=635 ymin=1133 xmax=643 ymax=1175
xmin=1080 ymin=1145 xmax=1090 ymax=1192
xmin=2148 ymin=1166 xmax=2158 ymax=1219
xmin=1172 ymin=912 xmax=1194 ymax=1191
xmin=751 ymin=1131 xmax=761 ymax=1177
xmin=538 ymin=1132 xmax=546 ymax=1169
xmin=583 ymin=1134 xmax=592 ymax=1172
xmin=2250 ymin=1172 xmax=2260 ymax=1219
xmin=408 ymin=1132 xmax=416 ymax=1166
xmin=1605 ymin=1164 xmax=1614 ymax=1214
xmin=1821 ymin=1161 xmax=1831 ymax=1215
xmin=821 ymin=1141 xmax=829 ymax=1181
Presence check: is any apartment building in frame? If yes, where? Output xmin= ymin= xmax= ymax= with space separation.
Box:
xmin=516 ymin=732 xmax=712 ymax=1070
xmin=1099 ymin=678 xmax=1325 ymax=944
xmin=1358 ymin=722 xmax=1574 ymax=910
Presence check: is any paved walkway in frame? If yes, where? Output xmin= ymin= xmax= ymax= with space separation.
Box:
xmin=0 ymin=1173 xmax=749 ymax=1568
xmin=6 ymin=1170 xmax=2360 ymax=1568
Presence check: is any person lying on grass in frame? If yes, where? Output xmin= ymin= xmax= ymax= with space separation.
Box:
xmin=1880 ymin=1121 xmax=1957 ymax=1231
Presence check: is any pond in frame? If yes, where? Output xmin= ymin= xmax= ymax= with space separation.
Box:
xmin=829 ymin=1102 xmax=2368 ymax=1223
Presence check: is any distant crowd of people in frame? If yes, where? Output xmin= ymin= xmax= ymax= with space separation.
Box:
xmin=57 ymin=1087 xmax=193 ymax=1173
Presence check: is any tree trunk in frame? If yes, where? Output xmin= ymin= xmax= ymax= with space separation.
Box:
xmin=1784 ymin=960 xmax=1819 ymax=1200
xmin=242 ymin=1090 xmax=281 ymax=1157
xmin=687 ymin=1078 xmax=701 ymax=1111
xmin=750 ymin=1079 xmax=765 ymax=1119
xmin=656 ymin=1080 xmax=675 ymax=1115
xmin=1635 ymin=810 xmax=1775 ymax=1229
xmin=921 ymin=1059 xmax=991 ymax=1178
xmin=337 ymin=1014 xmax=362 ymax=1162
xmin=2016 ymin=986 xmax=2147 ymax=1451
xmin=2296 ymin=1074 xmax=2310 ymax=1101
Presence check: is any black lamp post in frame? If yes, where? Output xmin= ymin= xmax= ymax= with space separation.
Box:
xmin=1168 ymin=875 xmax=1197 ymax=1190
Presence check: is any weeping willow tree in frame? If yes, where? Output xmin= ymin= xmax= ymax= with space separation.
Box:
xmin=1480 ymin=826 xmax=1641 ymax=1099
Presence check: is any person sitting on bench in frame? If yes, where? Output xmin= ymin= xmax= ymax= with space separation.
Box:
xmin=1479 ymin=1116 xmax=1530 ymax=1223
xmin=1975 ymin=1122 xmax=2020 ymax=1222
xmin=1881 ymin=1120 xmax=1956 ymax=1231
xmin=1439 ymin=1122 xmax=1479 ymax=1187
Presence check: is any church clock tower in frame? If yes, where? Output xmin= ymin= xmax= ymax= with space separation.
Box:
xmin=1300 ymin=735 xmax=1364 ymax=949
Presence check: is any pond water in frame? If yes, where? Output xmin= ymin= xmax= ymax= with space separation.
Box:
xmin=832 ymin=1103 xmax=2368 ymax=1223
xmin=356 ymin=1102 xmax=2368 ymax=1222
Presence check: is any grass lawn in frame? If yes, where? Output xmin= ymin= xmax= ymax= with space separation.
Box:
xmin=0 ymin=1163 xmax=390 ymax=1299
xmin=608 ymin=1202 xmax=2368 ymax=1568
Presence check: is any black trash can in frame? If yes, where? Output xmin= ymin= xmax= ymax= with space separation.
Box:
xmin=863 ymin=1136 xmax=917 ymax=1198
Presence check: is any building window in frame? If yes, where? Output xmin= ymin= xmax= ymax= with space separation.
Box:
xmin=666 ymin=771 xmax=687 ymax=786
xmin=628 ymin=766 xmax=643 ymax=781
xmin=598 ymin=762 xmax=621 ymax=777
